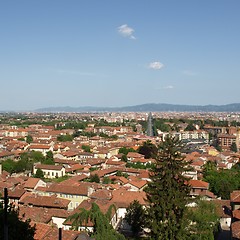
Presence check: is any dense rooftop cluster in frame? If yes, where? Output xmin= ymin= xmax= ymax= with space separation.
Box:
xmin=0 ymin=112 xmax=240 ymax=239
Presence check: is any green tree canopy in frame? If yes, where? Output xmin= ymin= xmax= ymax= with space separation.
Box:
xmin=202 ymin=161 xmax=217 ymax=177
xmin=203 ymin=168 xmax=240 ymax=199
xmin=82 ymin=145 xmax=91 ymax=153
xmin=137 ymin=140 xmax=158 ymax=159
xmin=34 ymin=168 xmax=44 ymax=178
xmin=26 ymin=135 xmax=33 ymax=144
xmin=2 ymin=159 xmax=16 ymax=174
xmin=57 ymin=134 xmax=73 ymax=142
xmin=120 ymin=154 xmax=128 ymax=162
xmin=89 ymin=174 xmax=100 ymax=183
xmin=118 ymin=147 xmax=136 ymax=155
xmin=230 ymin=142 xmax=238 ymax=152
xmin=125 ymin=200 xmax=146 ymax=237
xmin=67 ymin=202 xmax=125 ymax=240
xmin=41 ymin=151 xmax=54 ymax=165
xmin=185 ymin=123 xmax=196 ymax=131
xmin=145 ymin=135 xmax=191 ymax=240
xmin=187 ymin=200 xmax=219 ymax=240
xmin=153 ymin=118 xmax=171 ymax=132
xmin=0 ymin=203 xmax=35 ymax=240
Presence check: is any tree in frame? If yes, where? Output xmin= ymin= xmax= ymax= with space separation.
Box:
xmin=26 ymin=135 xmax=33 ymax=144
xmin=121 ymin=154 xmax=128 ymax=162
xmin=125 ymin=200 xmax=146 ymax=237
xmin=203 ymin=168 xmax=240 ymax=199
xmin=102 ymin=176 xmax=111 ymax=184
xmin=67 ymin=202 xmax=125 ymax=240
xmin=202 ymin=161 xmax=217 ymax=178
xmin=27 ymin=151 xmax=45 ymax=163
xmin=57 ymin=134 xmax=73 ymax=142
xmin=82 ymin=145 xmax=91 ymax=153
xmin=138 ymin=140 xmax=158 ymax=159
xmin=214 ymin=141 xmax=222 ymax=152
xmin=0 ymin=202 xmax=35 ymax=240
xmin=230 ymin=142 xmax=238 ymax=152
xmin=89 ymin=174 xmax=100 ymax=183
xmin=116 ymin=171 xmax=128 ymax=178
xmin=14 ymin=159 xmax=29 ymax=173
xmin=184 ymin=123 xmax=196 ymax=131
xmin=42 ymin=151 xmax=54 ymax=165
xmin=153 ymin=118 xmax=171 ymax=132
xmin=187 ymin=200 xmax=219 ymax=240
xmin=119 ymin=147 xmax=136 ymax=155
xmin=2 ymin=159 xmax=16 ymax=173
xmin=34 ymin=168 xmax=44 ymax=178
xmin=144 ymin=135 xmax=191 ymax=240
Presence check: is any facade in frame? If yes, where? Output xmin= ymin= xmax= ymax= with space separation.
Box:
xmin=33 ymin=164 xmax=65 ymax=179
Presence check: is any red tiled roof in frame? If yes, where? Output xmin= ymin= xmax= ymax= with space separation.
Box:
xmin=35 ymin=164 xmax=64 ymax=171
xmin=233 ymin=209 xmax=240 ymax=220
xmin=42 ymin=228 xmax=81 ymax=240
xmin=126 ymin=180 xmax=148 ymax=189
xmin=19 ymin=205 xmax=70 ymax=223
xmin=110 ymin=189 xmax=147 ymax=208
xmin=61 ymin=151 xmax=79 ymax=157
xmin=91 ymin=167 xmax=119 ymax=178
xmin=189 ymin=179 xmax=209 ymax=189
xmin=46 ymin=182 xmax=95 ymax=196
xmin=7 ymin=186 xmax=26 ymax=199
xmin=0 ymin=151 xmax=14 ymax=157
xmin=138 ymin=170 xmax=150 ymax=179
xmin=65 ymin=164 xmax=84 ymax=173
xmin=89 ymin=189 xmax=112 ymax=200
xmin=24 ymin=178 xmax=42 ymax=189
xmin=33 ymin=222 xmax=52 ymax=240
xmin=28 ymin=144 xmax=51 ymax=149
xmin=231 ymin=190 xmax=240 ymax=202
xmin=231 ymin=221 xmax=240 ymax=239
xmin=19 ymin=193 xmax=70 ymax=209
xmin=127 ymin=152 xmax=144 ymax=158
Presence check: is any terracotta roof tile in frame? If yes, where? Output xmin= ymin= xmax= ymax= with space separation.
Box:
xmin=19 ymin=205 xmax=71 ymax=223
xmin=231 ymin=221 xmax=240 ymax=239
xmin=231 ymin=190 xmax=240 ymax=202
xmin=46 ymin=182 xmax=97 ymax=196
xmin=35 ymin=164 xmax=64 ymax=171
xmin=19 ymin=193 xmax=70 ymax=209
xmin=233 ymin=209 xmax=240 ymax=220
xmin=33 ymin=222 xmax=52 ymax=240
xmin=189 ymin=180 xmax=209 ymax=189
xmin=24 ymin=178 xmax=43 ymax=189
xmin=110 ymin=189 xmax=147 ymax=208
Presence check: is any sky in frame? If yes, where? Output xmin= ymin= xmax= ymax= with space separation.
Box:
xmin=1 ymin=1 xmax=240 ymax=111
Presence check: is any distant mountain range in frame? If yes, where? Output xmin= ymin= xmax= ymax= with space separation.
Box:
xmin=34 ymin=103 xmax=240 ymax=113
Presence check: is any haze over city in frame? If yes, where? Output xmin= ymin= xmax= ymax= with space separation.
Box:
xmin=1 ymin=1 xmax=240 ymax=111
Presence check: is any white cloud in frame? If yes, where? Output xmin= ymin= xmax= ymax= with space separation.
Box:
xmin=163 ymin=85 xmax=174 ymax=89
xmin=118 ymin=24 xmax=136 ymax=39
xmin=182 ymin=70 xmax=197 ymax=76
xmin=156 ymin=85 xmax=174 ymax=90
xmin=148 ymin=61 xmax=164 ymax=70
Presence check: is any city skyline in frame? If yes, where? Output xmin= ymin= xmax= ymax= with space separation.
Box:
xmin=1 ymin=1 xmax=240 ymax=111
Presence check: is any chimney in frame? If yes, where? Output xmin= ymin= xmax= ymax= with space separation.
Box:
xmin=87 ymin=186 xmax=94 ymax=197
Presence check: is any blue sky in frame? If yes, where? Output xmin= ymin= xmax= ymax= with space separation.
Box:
xmin=1 ymin=1 xmax=240 ymax=111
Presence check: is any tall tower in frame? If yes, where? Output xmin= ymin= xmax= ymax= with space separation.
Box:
xmin=147 ymin=112 xmax=154 ymax=137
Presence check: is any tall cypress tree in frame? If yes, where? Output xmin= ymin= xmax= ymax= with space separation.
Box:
xmin=145 ymin=135 xmax=191 ymax=240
